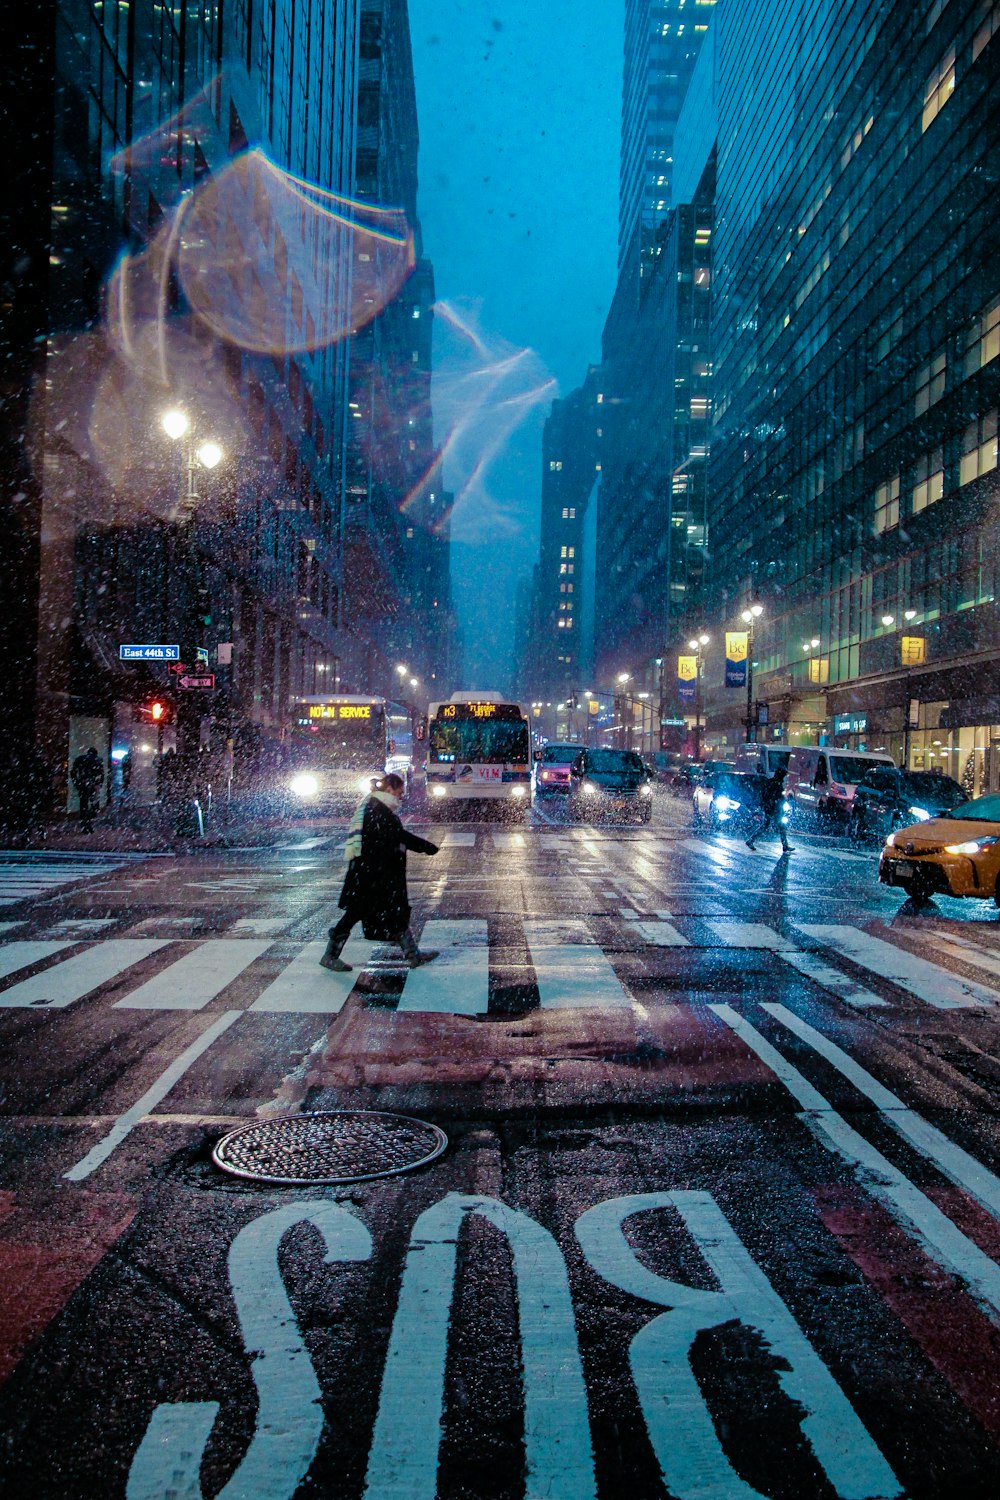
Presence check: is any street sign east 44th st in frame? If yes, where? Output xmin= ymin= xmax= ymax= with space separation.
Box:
xmin=119 ymin=644 xmax=180 ymax=661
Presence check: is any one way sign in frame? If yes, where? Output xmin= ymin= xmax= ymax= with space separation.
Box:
xmin=178 ymin=673 xmax=215 ymax=690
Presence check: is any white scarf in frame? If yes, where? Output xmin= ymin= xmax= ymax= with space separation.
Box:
xmin=344 ymin=789 xmax=401 ymax=861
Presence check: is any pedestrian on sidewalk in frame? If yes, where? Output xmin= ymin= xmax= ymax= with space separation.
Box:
xmin=71 ymin=746 xmax=104 ymax=834
xmin=320 ymin=772 xmax=440 ymax=971
xmin=745 ymin=766 xmax=794 ymax=854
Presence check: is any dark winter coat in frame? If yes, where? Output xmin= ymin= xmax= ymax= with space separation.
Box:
xmin=337 ymin=795 xmax=438 ymax=939
xmin=761 ymin=768 xmax=786 ymax=815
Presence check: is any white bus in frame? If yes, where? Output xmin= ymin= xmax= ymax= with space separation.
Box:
xmin=283 ymin=695 xmax=413 ymax=811
xmin=425 ymin=693 xmax=532 ymax=813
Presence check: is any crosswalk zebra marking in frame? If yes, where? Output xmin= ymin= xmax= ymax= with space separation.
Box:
xmin=708 ymin=922 xmax=886 ymax=1006
xmin=0 ymin=922 xmax=24 ymax=935
xmin=921 ymin=931 xmax=1000 ymax=981
xmin=797 ymin=924 xmax=997 ymax=1009
xmin=0 ymin=856 xmax=133 ymax=906
xmin=114 ymin=940 xmax=273 ymax=1010
xmin=251 ymin=936 xmax=376 ymax=1013
xmin=491 ymin=832 xmax=526 ymax=851
xmin=231 ymin=917 xmax=290 ymax=937
xmin=0 ymin=940 xmax=76 ymax=985
xmin=707 ymin=921 xmax=795 ymax=950
xmin=0 ymin=940 xmax=170 ymax=1008
xmin=525 ymin=919 xmax=631 ymax=1010
xmin=763 ymin=1003 xmax=1000 ymax=1220
xmin=633 ymin=921 xmax=690 ymax=947
xmin=438 ymin=831 xmax=477 ymax=848
xmin=396 ymin=920 xmax=489 ymax=1015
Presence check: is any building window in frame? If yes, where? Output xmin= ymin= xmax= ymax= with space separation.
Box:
xmin=914 ymin=350 xmax=946 ymax=415
xmin=560 ymin=507 xmax=577 ymax=519
xmin=922 ymin=46 xmax=956 ymax=131
xmin=876 ymin=309 xmax=903 ymax=363
xmin=965 ymin=297 xmax=1000 ymax=376
xmin=568 ymin=547 xmax=575 ymax=558
xmin=912 ymin=448 xmax=944 ymax=513
xmin=874 ymin=475 xmax=900 ymax=533
xmin=560 ymin=546 xmax=567 ymax=558
xmin=974 ymin=0 xmax=1000 ymax=59
xmin=960 ymin=409 xmax=999 ymax=485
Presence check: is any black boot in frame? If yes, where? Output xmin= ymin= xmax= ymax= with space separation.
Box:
xmin=319 ymin=932 xmax=352 ymax=972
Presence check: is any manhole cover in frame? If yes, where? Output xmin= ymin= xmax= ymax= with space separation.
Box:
xmin=211 ymin=1110 xmax=448 ymax=1185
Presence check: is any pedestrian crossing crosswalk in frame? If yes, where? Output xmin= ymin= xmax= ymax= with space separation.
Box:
xmin=3 ymin=912 xmax=1000 ymax=1016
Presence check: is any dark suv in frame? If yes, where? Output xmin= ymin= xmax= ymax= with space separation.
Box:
xmin=850 ymin=768 xmax=964 ymax=841
xmin=568 ymin=748 xmax=653 ymax=822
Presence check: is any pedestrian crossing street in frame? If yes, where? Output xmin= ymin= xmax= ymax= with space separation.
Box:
xmin=0 ymin=853 xmax=160 ymax=907
xmin=1 ymin=906 xmax=1000 ymax=1015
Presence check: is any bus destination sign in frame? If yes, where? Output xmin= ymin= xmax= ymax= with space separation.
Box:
xmin=439 ymin=702 xmax=521 ymax=721
xmin=308 ymin=703 xmax=372 ymax=720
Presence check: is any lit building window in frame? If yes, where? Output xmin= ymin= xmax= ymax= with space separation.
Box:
xmin=965 ymin=297 xmax=1000 ymax=375
xmin=912 ymin=448 xmax=944 ymax=513
xmin=960 ymin=408 xmax=999 ymax=485
xmin=560 ymin=546 xmax=568 ymax=558
xmin=568 ymin=547 xmax=575 ymax=557
xmin=922 ymin=46 xmax=956 ymax=131
xmin=914 ymin=349 xmax=946 ymax=415
xmin=873 ymin=474 xmax=900 ymax=533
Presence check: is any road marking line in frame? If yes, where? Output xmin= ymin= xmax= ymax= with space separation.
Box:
xmin=284 ymin=835 xmax=337 ymax=849
xmin=231 ymin=917 xmax=290 ymax=936
xmin=438 ymin=830 xmax=477 ymax=847
xmin=114 ymin=940 xmax=273 ymax=1010
xmin=525 ymin=919 xmax=631 ymax=1009
xmin=763 ymin=1003 xmax=1000 ymax=1220
xmin=0 ymin=940 xmax=170 ymax=1008
xmin=397 ymin=919 xmax=489 ymax=1014
xmin=0 ymin=940 xmax=76 ymax=984
xmin=706 ymin=920 xmax=795 ymax=949
xmin=0 ymin=921 xmax=24 ymax=935
xmin=250 ymin=936 xmax=375 ymax=1012
xmin=633 ymin=921 xmax=690 ymax=947
xmin=64 ymin=1011 xmax=242 ymax=1181
xmin=711 ymin=1004 xmax=1000 ymax=1322
xmin=922 ymin=931 xmax=1000 ymax=981
xmin=777 ymin=948 xmax=887 ymax=1008
xmin=798 ymin=924 xmax=996 ymax=1009
xmin=491 ymin=831 xmax=526 ymax=850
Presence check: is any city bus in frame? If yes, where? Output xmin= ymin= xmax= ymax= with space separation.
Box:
xmin=283 ymin=694 xmax=413 ymax=811
xmin=425 ymin=693 xmax=532 ymax=814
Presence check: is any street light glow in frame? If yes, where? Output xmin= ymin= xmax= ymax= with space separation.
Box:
xmin=396 ymin=663 xmax=408 ymax=676
xmin=904 ymin=609 xmax=917 ymax=620
xmin=196 ymin=441 xmax=223 ymax=469
xmin=161 ymin=408 xmax=190 ymax=440
xmin=617 ymin=671 xmax=630 ymax=683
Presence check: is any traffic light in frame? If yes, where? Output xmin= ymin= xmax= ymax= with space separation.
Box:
xmin=195 ymin=584 xmax=212 ymax=628
xmin=134 ymin=696 xmax=174 ymax=724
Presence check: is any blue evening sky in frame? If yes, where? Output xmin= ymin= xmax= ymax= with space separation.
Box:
xmin=409 ymin=0 xmax=621 ymax=690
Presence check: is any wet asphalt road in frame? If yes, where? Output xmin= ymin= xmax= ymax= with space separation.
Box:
xmin=0 ymin=790 xmax=999 ymax=1498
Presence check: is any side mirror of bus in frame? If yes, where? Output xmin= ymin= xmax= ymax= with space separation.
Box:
xmin=533 ymin=749 xmax=543 ymax=762
xmin=571 ymin=755 xmax=584 ymax=775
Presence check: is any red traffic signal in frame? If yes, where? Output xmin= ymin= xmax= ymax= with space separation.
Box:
xmin=134 ymin=697 xmax=174 ymax=724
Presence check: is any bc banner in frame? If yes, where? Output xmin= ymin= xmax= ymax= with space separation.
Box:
xmin=677 ymin=655 xmax=697 ymax=704
xmin=725 ymin=632 xmax=748 ymax=688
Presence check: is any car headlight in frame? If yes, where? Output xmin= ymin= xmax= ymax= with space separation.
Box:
xmin=639 ymin=783 xmax=653 ymax=796
xmin=716 ymin=795 xmax=741 ymax=812
xmin=908 ymin=806 xmax=931 ymax=821
xmin=582 ymin=781 xmax=599 ymax=797
xmin=430 ymin=784 xmax=447 ymax=798
xmin=511 ymin=785 xmax=527 ymax=798
xmin=885 ymin=833 xmax=896 ymax=848
xmin=945 ymin=835 xmax=1000 ymax=855
xmin=289 ymin=773 xmax=319 ymax=798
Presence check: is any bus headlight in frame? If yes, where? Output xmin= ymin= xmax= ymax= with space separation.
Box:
xmin=511 ymin=784 xmax=527 ymax=798
xmin=430 ymin=784 xmax=447 ymax=799
xmin=582 ymin=781 xmax=599 ymax=798
xmin=290 ymin=773 xmax=319 ymax=799
xmin=357 ymin=774 xmax=379 ymax=795
xmin=639 ymin=782 xmax=653 ymax=797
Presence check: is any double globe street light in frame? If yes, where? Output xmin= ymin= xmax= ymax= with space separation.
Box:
xmin=740 ymin=603 xmax=764 ymax=742
xmin=688 ymin=633 xmax=710 ymax=761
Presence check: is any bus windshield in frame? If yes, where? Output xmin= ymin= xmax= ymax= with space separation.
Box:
xmin=430 ymin=718 xmax=530 ymax=764
xmin=289 ymin=707 xmax=386 ymax=770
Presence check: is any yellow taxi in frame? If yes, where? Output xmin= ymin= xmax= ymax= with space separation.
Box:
xmin=879 ymin=792 xmax=1000 ymax=903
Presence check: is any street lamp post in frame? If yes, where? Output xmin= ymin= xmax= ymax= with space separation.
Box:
xmin=740 ymin=604 xmax=764 ymax=742
xmin=688 ymin=633 xmax=710 ymax=761
xmin=616 ymin=672 xmax=631 ymax=750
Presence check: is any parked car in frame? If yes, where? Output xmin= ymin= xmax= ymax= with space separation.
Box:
xmin=568 ymin=748 xmax=653 ymax=822
xmin=785 ymin=747 xmax=895 ymax=827
xmin=533 ymin=743 xmax=585 ymax=798
xmin=692 ymin=769 xmax=766 ymax=834
xmin=879 ymin=791 xmax=1000 ymax=904
xmin=850 ymin=768 xmax=965 ymax=841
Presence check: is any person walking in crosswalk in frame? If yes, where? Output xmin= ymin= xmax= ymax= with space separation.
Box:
xmin=320 ymin=772 xmax=440 ymax=972
xmin=745 ymin=766 xmax=794 ymax=854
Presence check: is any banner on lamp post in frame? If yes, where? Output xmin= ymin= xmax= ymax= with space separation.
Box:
xmin=725 ymin=631 xmax=748 ymax=688
xmin=678 ymin=654 xmax=697 ymax=704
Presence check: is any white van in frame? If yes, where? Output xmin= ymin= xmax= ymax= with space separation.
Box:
xmin=734 ymin=743 xmax=794 ymax=779
xmin=785 ymin=747 xmax=895 ymax=825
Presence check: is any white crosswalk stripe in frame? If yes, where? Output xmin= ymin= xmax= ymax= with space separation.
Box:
xmin=251 ymin=936 xmax=375 ymax=1013
xmin=0 ymin=940 xmax=169 ymax=1008
xmin=0 ymin=855 xmax=146 ymax=906
xmin=114 ymin=939 xmax=273 ymax=1010
xmin=797 ymin=923 xmax=998 ymax=1009
xmin=525 ymin=919 xmax=631 ymax=1009
xmin=397 ymin=919 xmax=489 ymax=1014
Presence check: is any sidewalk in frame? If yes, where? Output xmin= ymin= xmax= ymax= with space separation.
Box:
xmin=23 ymin=800 xmax=300 ymax=855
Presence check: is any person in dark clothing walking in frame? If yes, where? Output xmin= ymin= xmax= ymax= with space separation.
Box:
xmin=320 ymin=773 xmax=440 ymax=971
xmin=71 ymin=746 xmax=104 ymax=833
xmin=745 ymin=766 xmax=794 ymax=854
